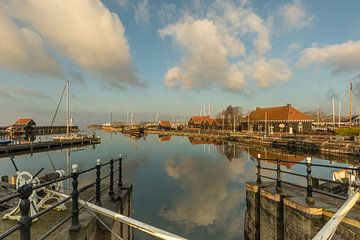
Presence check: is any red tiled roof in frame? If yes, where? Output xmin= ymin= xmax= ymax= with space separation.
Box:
xmin=249 ymin=105 xmax=312 ymax=121
xmin=158 ymin=135 xmax=171 ymax=142
xmin=158 ymin=120 xmax=172 ymax=127
xmin=190 ymin=116 xmax=211 ymax=124
xmin=249 ymin=149 xmax=305 ymax=168
xmin=14 ymin=118 xmax=34 ymax=125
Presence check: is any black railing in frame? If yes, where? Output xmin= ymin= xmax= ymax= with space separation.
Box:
xmin=0 ymin=154 xmax=123 ymax=240
xmin=255 ymin=154 xmax=360 ymax=203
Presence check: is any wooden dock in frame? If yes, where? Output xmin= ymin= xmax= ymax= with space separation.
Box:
xmin=0 ymin=137 xmax=100 ymax=157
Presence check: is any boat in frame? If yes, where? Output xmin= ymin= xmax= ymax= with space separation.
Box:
xmin=52 ymin=81 xmax=100 ymax=142
xmin=0 ymin=139 xmax=12 ymax=146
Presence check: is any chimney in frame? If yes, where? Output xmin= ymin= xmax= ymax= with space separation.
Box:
xmin=286 ymin=103 xmax=291 ymax=106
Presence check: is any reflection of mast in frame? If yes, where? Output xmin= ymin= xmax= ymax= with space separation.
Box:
xmin=350 ymin=81 xmax=353 ymax=127
xmin=66 ymin=148 xmax=70 ymax=195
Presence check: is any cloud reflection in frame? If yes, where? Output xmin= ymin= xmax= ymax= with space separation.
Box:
xmin=161 ymin=151 xmax=256 ymax=239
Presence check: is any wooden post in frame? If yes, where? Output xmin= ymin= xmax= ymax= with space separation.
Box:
xmin=18 ymin=184 xmax=32 ymax=240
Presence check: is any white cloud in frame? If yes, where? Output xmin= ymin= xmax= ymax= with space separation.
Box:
xmin=157 ymin=2 xmax=177 ymax=25
xmin=2 ymin=0 xmax=143 ymax=89
xmin=117 ymin=0 xmax=127 ymax=8
xmin=159 ymin=1 xmax=292 ymax=91
xmin=134 ymin=0 xmax=150 ymax=25
xmin=0 ymin=85 xmax=51 ymax=99
xmin=280 ymin=0 xmax=313 ymax=29
xmin=298 ymin=40 xmax=360 ymax=74
xmin=0 ymin=9 xmax=62 ymax=77
xmin=252 ymin=58 xmax=292 ymax=88
xmin=160 ymin=17 xmax=246 ymax=91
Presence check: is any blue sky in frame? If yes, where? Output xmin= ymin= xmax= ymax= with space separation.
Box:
xmin=1 ymin=0 xmax=360 ymax=125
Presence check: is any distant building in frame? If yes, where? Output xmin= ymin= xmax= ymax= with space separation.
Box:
xmin=188 ymin=116 xmax=211 ymax=129
xmin=7 ymin=118 xmax=36 ymax=136
xmin=158 ymin=120 xmax=172 ymax=130
xmin=241 ymin=104 xmax=313 ymax=134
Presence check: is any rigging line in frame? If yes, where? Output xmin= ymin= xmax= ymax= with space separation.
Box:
xmin=83 ymin=201 xmax=124 ymax=240
xmin=46 ymin=152 xmax=56 ymax=171
xmin=50 ymin=82 xmax=67 ymax=127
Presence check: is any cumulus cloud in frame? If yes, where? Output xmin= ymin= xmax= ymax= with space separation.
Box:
xmin=0 ymin=9 xmax=62 ymax=77
xmin=298 ymin=40 xmax=360 ymax=74
xmin=159 ymin=1 xmax=292 ymax=91
xmin=280 ymin=0 xmax=313 ymax=29
xmin=134 ymin=0 xmax=150 ymax=25
xmin=252 ymin=58 xmax=292 ymax=88
xmin=2 ymin=0 xmax=143 ymax=89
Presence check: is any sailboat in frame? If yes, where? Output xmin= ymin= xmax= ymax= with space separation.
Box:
xmin=53 ymin=81 xmax=100 ymax=141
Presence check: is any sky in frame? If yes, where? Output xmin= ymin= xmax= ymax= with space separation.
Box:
xmin=1 ymin=0 xmax=360 ymax=125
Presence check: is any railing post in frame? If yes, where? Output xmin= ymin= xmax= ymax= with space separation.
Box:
xmin=95 ymin=159 xmax=102 ymax=206
xmin=18 ymin=183 xmax=32 ymax=240
xmin=256 ymin=154 xmax=262 ymax=186
xmin=69 ymin=164 xmax=81 ymax=232
xmin=306 ymin=157 xmax=314 ymax=204
xmin=118 ymin=154 xmax=123 ymax=187
xmin=276 ymin=158 xmax=282 ymax=192
xmin=109 ymin=159 xmax=114 ymax=196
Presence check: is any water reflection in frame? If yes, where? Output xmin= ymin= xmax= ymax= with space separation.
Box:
xmin=1 ymin=131 xmax=356 ymax=240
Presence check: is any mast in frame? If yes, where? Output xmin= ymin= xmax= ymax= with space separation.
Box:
xmin=350 ymin=81 xmax=353 ymax=127
xmin=332 ymin=98 xmax=335 ymax=129
xmin=66 ymin=80 xmax=70 ymax=135
xmin=339 ymin=101 xmax=341 ymax=127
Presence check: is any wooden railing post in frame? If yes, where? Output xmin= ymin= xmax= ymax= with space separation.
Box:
xmin=18 ymin=183 xmax=32 ymax=240
xmin=276 ymin=158 xmax=282 ymax=192
xmin=306 ymin=157 xmax=314 ymax=204
xmin=95 ymin=159 xmax=102 ymax=206
xmin=118 ymin=154 xmax=123 ymax=187
xmin=256 ymin=154 xmax=262 ymax=186
xmin=109 ymin=159 xmax=114 ymax=196
xmin=69 ymin=164 xmax=81 ymax=232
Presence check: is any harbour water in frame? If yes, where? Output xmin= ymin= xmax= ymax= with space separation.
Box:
xmin=0 ymin=130 xmax=353 ymax=239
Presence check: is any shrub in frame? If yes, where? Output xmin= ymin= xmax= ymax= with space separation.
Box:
xmin=334 ymin=127 xmax=360 ymax=136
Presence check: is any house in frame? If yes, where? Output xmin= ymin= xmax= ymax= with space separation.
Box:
xmin=240 ymin=104 xmax=313 ymax=134
xmin=188 ymin=116 xmax=211 ymax=129
xmin=7 ymin=118 xmax=36 ymax=136
xmin=158 ymin=120 xmax=172 ymax=130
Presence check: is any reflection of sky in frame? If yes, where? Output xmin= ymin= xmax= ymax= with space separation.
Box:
xmin=0 ymin=132 xmax=355 ymax=239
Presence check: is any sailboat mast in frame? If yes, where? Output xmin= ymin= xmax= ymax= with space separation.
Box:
xmin=350 ymin=81 xmax=353 ymax=127
xmin=66 ymin=81 xmax=70 ymax=135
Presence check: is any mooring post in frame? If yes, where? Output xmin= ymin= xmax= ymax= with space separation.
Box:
xmin=69 ymin=164 xmax=81 ymax=232
xmin=18 ymin=183 xmax=32 ymax=240
xmin=109 ymin=159 xmax=115 ymax=196
xmin=256 ymin=154 xmax=262 ymax=186
xmin=118 ymin=154 xmax=123 ymax=187
xmin=95 ymin=159 xmax=102 ymax=206
xmin=276 ymin=158 xmax=282 ymax=192
xmin=306 ymin=157 xmax=314 ymax=204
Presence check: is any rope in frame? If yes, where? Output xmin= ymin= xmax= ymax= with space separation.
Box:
xmin=83 ymin=201 xmax=124 ymax=240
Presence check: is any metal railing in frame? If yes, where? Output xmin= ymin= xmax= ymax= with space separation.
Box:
xmin=255 ymin=154 xmax=359 ymax=203
xmin=0 ymin=155 xmax=187 ymax=240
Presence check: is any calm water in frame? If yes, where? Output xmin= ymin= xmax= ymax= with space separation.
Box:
xmin=0 ymin=131 xmax=353 ymax=239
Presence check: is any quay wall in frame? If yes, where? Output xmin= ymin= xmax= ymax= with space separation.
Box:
xmin=245 ymin=182 xmax=360 ymax=240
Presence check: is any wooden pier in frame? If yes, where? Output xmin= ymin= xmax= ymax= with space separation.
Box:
xmin=0 ymin=137 xmax=100 ymax=157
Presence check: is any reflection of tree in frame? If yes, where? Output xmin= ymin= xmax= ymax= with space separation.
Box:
xmin=215 ymin=141 xmax=242 ymax=161
xmin=162 ymin=155 xmax=256 ymax=239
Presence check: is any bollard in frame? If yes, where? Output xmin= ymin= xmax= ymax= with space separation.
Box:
xmin=256 ymin=154 xmax=262 ymax=186
xmin=18 ymin=183 xmax=32 ymax=240
xmin=69 ymin=164 xmax=81 ymax=232
xmin=306 ymin=157 xmax=314 ymax=204
xmin=118 ymin=154 xmax=123 ymax=187
xmin=109 ymin=159 xmax=114 ymax=196
xmin=276 ymin=158 xmax=282 ymax=192
xmin=95 ymin=159 xmax=102 ymax=206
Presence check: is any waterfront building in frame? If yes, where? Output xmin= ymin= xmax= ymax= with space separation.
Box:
xmin=7 ymin=118 xmax=36 ymax=136
xmin=158 ymin=120 xmax=172 ymax=130
xmin=187 ymin=116 xmax=211 ymax=129
xmin=241 ymin=104 xmax=313 ymax=134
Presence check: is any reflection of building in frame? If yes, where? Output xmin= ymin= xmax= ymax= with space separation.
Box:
xmin=157 ymin=135 xmax=171 ymax=142
xmin=241 ymin=104 xmax=313 ymax=134
xmin=248 ymin=149 xmax=305 ymax=168
xmin=7 ymin=118 xmax=36 ymax=136
xmin=188 ymin=137 xmax=222 ymax=145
